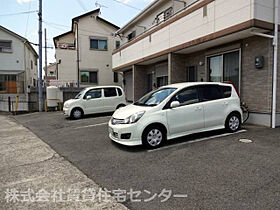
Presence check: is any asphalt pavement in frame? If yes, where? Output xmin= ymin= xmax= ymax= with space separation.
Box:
xmin=14 ymin=111 xmax=280 ymax=210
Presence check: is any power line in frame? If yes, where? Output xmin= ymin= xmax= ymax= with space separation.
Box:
xmin=43 ymin=20 xmax=114 ymax=37
xmin=75 ymin=0 xmax=87 ymax=11
xmin=109 ymin=0 xmax=141 ymax=11
xmin=25 ymin=1 xmax=32 ymax=36
xmin=0 ymin=10 xmax=38 ymax=17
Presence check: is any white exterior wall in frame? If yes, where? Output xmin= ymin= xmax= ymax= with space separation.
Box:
xmin=78 ymin=16 xmax=121 ymax=86
xmin=113 ymin=0 xmax=279 ymax=69
xmin=55 ymin=14 xmax=121 ymax=86
xmin=25 ymin=45 xmax=38 ymax=87
xmin=0 ymin=30 xmax=25 ymax=71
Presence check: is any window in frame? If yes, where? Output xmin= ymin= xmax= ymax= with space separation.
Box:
xmin=172 ymin=87 xmax=199 ymax=106
xmin=0 ymin=40 xmax=12 ymax=53
xmin=199 ymin=85 xmax=223 ymax=102
xmin=157 ymin=76 xmax=168 ymax=88
xmin=203 ymin=5 xmax=208 ymax=17
xmin=84 ymin=89 xmax=102 ymax=99
xmin=117 ymin=88 xmax=123 ymax=96
xmin=104 ymin=88 xmax=117 ymax=97
xmin=221 ymin=86 xmax=232 ymax=98
xmin=31 ymin=60 xmax=33 ymax=70
xmin=80 ymin=71 xmax=98 ymax=83
xmin=127 ymin=31 xmax=136 ymax=41
xmin=116 ymin=41 xmax=120 ymax=49
xmin=208 ymin=50 xmax=240 ymax=90
xmin=186 ymin=66 xmax=197 ymax=82
xmin=147 ymin=73 xmax=153 ymax=92
xmin=90 ymin=39 xmax=107 ymax=50
xmin=114 ymin=72 xmax=119 ymax=83
xmin=0 ymin=74 xmax=18 ymax=93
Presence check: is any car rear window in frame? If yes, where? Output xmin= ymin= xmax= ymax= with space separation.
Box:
xmin=199 ymin=85 xmax=223 ymax=101
xmin=220 ymin=86 xmax=232 ymax=98
xmin=104 ymin=88 xmax=117 ymax=97
xmin=117 ymin=88 xmax=122 ymax=96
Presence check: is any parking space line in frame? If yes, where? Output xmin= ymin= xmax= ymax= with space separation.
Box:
xmin=74 ymin=122 xmax=108 ymax=129
xmin=147 ymin=129 xmax=247 ymax=152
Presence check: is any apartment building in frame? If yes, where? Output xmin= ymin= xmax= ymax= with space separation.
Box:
xmin=112 ymin=0 xmax=280 ymax=127
xmin=53 ymin=9 xmax=121 ymax=87
xmin=0 ymin=25 xmax=38 ymax=111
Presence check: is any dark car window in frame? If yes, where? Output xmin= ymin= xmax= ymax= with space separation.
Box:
xmin=117 ymin=88 xmax=122 ymax=96
xmin=104 ymin=88 xmax=117 ymax=97
xmin=167 ymin=87 xmax=199 ymax=107
xmin=84 ymin=89 xmax=102 ymax=99
xmin=220 ymin=86 xmax=232 ymax=98
xmin=199 ymin=85 xmax=223 ymax=101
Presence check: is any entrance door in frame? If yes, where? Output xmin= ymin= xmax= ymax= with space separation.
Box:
xmin=186 ymin=66 xmax=197 ymax=82
xmin=124 ymin=71 xmax=133 ymax=102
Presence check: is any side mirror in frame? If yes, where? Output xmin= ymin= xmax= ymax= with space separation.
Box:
xmin=170 ymin=101 xmax=180 ymax=108
xmin=86 ymin=95 xmax=92 ymax=100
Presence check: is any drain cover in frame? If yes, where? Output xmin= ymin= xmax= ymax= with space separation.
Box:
xmin=239 ymin=139 xmax=253 ymax=143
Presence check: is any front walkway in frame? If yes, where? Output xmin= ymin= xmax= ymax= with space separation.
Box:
xmin=0 ymin=115 xmax=128 ymax=210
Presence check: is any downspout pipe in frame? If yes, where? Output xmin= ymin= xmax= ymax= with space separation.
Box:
xmin=272 ymin=0 xmax=279 ymax=128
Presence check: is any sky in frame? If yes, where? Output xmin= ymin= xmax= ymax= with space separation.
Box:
xmin=0 ymin=0 xmax=153 ymax=67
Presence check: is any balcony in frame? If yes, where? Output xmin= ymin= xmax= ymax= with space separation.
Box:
xmin=112 ymin=0 xmax=277 ymax=70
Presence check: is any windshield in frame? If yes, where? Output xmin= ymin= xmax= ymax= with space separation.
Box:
xmin=134 ymin=88 xmax=177 ymax=106
xmin=74 ymin=89 xmax=86 ymax=99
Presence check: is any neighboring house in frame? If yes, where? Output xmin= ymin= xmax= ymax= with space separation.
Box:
xmin=44 ymin=62 xmax=57 ymax=85
xmin=53 ymin=9 xmax=121 ymax=88
xmin=0 ymin=25 xmax=38 ymax=111
xmin=112 ymin=0 xmax=280 ymax=127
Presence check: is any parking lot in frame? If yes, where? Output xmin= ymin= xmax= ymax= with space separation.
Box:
xmin=14 ymin=112 xmax=280 ymax=210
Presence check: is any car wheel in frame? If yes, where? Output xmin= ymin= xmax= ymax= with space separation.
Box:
xmin=71 ymin=108 xmax=83 ymax=120
xmin=142 ymin=126 xmax=166 ymax=148
xmin=225 ymin=113 xmax=241 ymax=132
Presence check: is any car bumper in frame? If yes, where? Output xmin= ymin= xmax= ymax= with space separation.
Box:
xmin=63 ymin=107 xmax=70 ymax=116
xmin=108 ymin=121 xmax=142 ymax=146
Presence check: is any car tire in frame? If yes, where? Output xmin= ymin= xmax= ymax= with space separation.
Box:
xmin=225 ymin=112 xmax=241 ymax=132
xmin=71 ymin=108 xmax=83 ymax=120
xmin=142 ymin=125 xmax=166 ymax=149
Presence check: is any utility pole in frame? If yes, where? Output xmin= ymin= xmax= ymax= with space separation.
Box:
xmin=272 ymin=0 xmax=279 ymax=128
xmin=38 ymin=0 xmax=43 ymax=112
xmin=44 ymin=28 xmax=48 ymax=86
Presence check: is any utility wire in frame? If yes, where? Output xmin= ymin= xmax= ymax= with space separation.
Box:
xmin=25 ymin=1 xmax=32 ymax=36
xmin=43 ymin=20 xmax=114 ymax=37
xmin=75 ymin=0 xmax=87 ymax=11
xmin=109 ymin=0 xmax=141 ymax=11
xmin=0 ymin=10 xmax=38 ymax=17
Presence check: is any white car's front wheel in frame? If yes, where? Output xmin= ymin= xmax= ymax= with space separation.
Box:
xmin=142 ymin=125 xmax=166 ymax=148
xmin=71 ymin=108 xmax=83 ymax=120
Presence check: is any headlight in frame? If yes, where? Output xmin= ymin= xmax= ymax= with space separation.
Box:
xmin=125 ymin=111 xmax=145 ymax=124
xmin=64 ymin=103 xmax=70 ymax=108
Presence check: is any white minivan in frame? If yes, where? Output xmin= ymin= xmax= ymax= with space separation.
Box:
xmin=109 ymin=82 xmax=243 ymax=148
xmin=63 ymin=86 xmax=126 ymax=119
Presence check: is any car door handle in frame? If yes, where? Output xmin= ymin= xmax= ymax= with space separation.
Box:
xmin=223 ymin=102 xmax=229 ymax=106
xmin=195 ymin=107 xmax=202 ymax=111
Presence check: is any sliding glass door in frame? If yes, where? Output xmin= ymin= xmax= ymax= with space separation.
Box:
xmin=208 ymin=50 xmax=240 ymax=90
